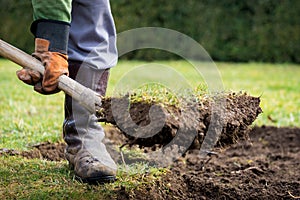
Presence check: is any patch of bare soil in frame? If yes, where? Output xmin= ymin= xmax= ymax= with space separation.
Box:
xmin=132 ymin=126 xmax=300 ymax=199
xmin=0 ymin=142 xmax=66 ymax=161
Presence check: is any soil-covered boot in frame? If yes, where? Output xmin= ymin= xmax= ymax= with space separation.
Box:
xmin=63 ymin=61 xmax=117 ymax=184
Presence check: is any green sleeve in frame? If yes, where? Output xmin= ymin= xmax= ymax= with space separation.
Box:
xmin=31 ymin=0 xmax=72 ymax=23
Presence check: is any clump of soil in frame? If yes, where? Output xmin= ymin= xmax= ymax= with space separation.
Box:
xmin=98 ymin=93 xmax=262 ymax=150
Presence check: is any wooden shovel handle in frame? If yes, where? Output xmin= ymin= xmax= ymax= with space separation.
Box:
xmin=0 ymin=39 xmax=101 ymax=113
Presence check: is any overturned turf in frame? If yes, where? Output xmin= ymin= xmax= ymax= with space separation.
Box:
xmin=98 ymin=92 xmax=262 ymax=150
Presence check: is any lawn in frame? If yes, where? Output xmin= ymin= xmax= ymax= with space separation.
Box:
xmin=0 ymin=59 xmax=299 ymax=199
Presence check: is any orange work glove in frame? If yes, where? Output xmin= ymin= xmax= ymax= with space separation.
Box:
xmin=16 ymin=38 xmax=69 ymax=94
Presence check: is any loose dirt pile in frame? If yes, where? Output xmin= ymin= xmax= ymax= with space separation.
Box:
xmin=150 ymin=126 xmax=300 ymax=199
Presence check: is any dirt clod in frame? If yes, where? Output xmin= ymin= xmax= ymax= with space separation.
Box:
xmin=98 ymin=93 xmax=262 ymax=150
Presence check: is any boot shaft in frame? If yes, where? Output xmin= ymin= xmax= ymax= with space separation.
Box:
xmin=64 ymin=60 xmax=110 ymax=118
xmin=63 ymin=61 xmax=114 ymax=169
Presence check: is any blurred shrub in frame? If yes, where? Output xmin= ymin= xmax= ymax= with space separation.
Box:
xmin=0 ymin=0 xmax=34 ymax=54
xmin=1 ymin=0 xmax=299 ymax=63
xmin=111 ymin=0 xmax=300 ymax=63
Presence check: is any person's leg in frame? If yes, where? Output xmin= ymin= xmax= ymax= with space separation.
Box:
xmin=68 ymin=0 xmax=117 ymax=69
xmin=63 ymin=0 xmax=118 ymax=184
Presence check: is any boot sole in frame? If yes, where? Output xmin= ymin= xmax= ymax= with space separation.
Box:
xmin=75 ymin=175 xmax=116 ymax=185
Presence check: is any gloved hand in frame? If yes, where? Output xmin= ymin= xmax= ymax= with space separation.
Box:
xmin=16 ymin=38 xmax=69 ymax=94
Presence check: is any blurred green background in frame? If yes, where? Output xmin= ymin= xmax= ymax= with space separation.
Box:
xmin=1 ymin=0 xmax=299 ymax=63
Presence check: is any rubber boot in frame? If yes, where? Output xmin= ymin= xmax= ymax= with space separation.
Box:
xmin=63 ymin=60 xmax=117 ymax=184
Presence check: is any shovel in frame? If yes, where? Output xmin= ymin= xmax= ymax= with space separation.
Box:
xmin=0 ymin=39 xmax=102 ymax=114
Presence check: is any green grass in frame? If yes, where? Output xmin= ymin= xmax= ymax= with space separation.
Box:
xmin=218 ymin=62 xmax=300 ymax=126
xmin=0 ymin=60 xmax=64 ymax=150
xmin=0 ymin=59 xmax=299 ymax=198
xmin=0 ymin=155 xmax=168 ymax=199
